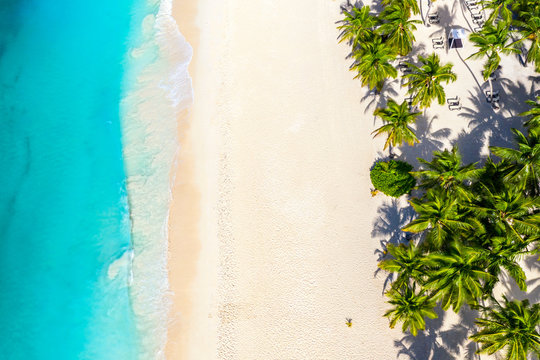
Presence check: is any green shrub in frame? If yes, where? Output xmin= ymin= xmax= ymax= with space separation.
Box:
xmin=370 ymin=160 xmax=415 ymax=197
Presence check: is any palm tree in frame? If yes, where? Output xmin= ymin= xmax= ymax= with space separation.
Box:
xmin=468 ymin=184 xmax=540 ymax=244
xmin=384 ymin=284 xmax=438 ymax=336
xmin=351 ymin=36 xmax=398 ymax=92
xmin=377 ymin=4 xmax=422 ymax=56
xmin=382 ymin=0 xmax=420 ymax=16
xmin=512 ymin=14 xmax=540 ymax=71
xmin=468 ymin=22 xmax=520 ymax=104
xmin=471 ymin=296 xmax=540 ymax=360
xmin=403 ymin=53 xmax=457 ymax=109
xmin=337 ymin=5 xmax=378 ymax=51
xmin=475 ymin=156 xmax=508 ymax=194
xmin=379 ymin=242 xmax=426 ymax=290
xmin=490 ymin=128 xmax=540 ymax=195
xmin=402 ymin=190 xmax=474 ymax=250
xmin=423 ymin=242 xmax=493 ymax=312
xmin=372 ymin=98 xmax=420 ymax=154
xmin=520 ymin=96 xmax=540 ymax=129
xmin=480 ymin=0 xmax=514 ymax=24
xmin=481 ymin=235 xmax=533 ymax=292
xmin=413 ymin=146 xmax=479 ymax=200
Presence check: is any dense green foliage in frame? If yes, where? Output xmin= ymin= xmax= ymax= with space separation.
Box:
xmin=377 ymin=138 xmax=540 ymax=358
xmin=336 ymin=1 xmax=540 ymax=359
xmin=370 ymin=160 xmax=416 ymax=197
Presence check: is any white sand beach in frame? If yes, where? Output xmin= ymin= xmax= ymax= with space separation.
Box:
xmin=166 ymin=0 xmax=540 ymax=359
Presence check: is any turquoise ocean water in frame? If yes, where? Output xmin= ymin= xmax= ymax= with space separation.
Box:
xmin=0 ymin=0 xmax=166 ymax=358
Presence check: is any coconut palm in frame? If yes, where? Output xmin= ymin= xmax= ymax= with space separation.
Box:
xmin=468 ymin=22 xmax=520 ymax=103
xmin=468 ymin=184 xmax=540 ymax=243
xmin=520 ymin=96 xmax=540 ymax=129
xmin=377 ymin=4 xmax=422 ymax=56
xmin=471 ymin=296 xmax=540 ymax=360
xmin=423 ymin=242 xmax=493 ymax=312
xmin=475 ymin=156 xmax=508 ymax=194
xmin=372 ymin=98 xmax=420 ymax=153
xmin=337 ymin=5 xmax=378 ymax=51
xmin=480 ymin=0 xmax=514 ymax=24
xmin=402 ymin=190 xmax=474 ymax=250
xmin=490 ymin=128 xmax=540 ymax=195
xmin=512 ymin=14 xmax=540 ymax=71
xmin=351 ymin=36 xmax=398 ymax=92
xmin=379 ymin=242 xmax=426 ymax=290
xmin=382 ymin=0 xmax=420 ymax=16
xmin=403 ymin=53 xmax=457 ymax=109
xmin=384 ymin=284 xmax=438 ymax=336
xmin=413 ymin=146 xmax=479 ymax=200
xmin=481 ymin=235 xmax=534 ymax=292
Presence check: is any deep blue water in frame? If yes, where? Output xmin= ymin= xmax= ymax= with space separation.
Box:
xmin=0 ymin=0 xmax=141 ymax=358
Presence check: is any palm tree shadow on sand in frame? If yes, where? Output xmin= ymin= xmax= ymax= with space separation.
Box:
xmin=399 ymin=114 xmax=451 ymax=167
xmin=359 ymin=78 xmax=401 ymax=117
xmin=454 ymin=79 xmax=532 ymax=164
xmin=499 ymin=271 xmax=540 ymax=304
xmin=372 ymin=198 xmax=416 ymax=292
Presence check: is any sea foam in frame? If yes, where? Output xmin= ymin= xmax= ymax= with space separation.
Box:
xmin=120 ymin=0 xmax=193 ymax=358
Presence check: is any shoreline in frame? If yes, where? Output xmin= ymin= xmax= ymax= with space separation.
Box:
xmin=166 ymin=0 xmax=220 ymax=358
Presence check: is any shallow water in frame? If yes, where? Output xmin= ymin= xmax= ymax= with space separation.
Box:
xmin=0 ymin=0 xmax=140 ymax=358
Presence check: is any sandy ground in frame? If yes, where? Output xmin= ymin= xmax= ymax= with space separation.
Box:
xmin=166 ymin=0 xmax=540 ymax=359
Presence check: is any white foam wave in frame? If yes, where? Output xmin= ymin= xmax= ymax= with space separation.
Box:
xmin=120 ymin=0 xmax=193 ymax=358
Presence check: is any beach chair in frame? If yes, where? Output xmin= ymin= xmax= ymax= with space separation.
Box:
xmin=449 ymin=103 xmax=462 ymax=111
xmin=471 ymin=13 xmax=483 ymax=20
xmin=472 ymin=19 xmax=484 ymax=26
xmin=433 ymin=43 xmax=445 ymax=49
xmin=466 ymin=1 xmax=478 ymax=9
xmin=428 ymin=12 xmax=440 ymax=24
xmin=447 ymin=96 xmax=460 ymax=105
xmin=397 ymin=62 xmax=411 ymax=74
xmin=485 ymin=90 xmax=500 ymax=102
xmin=428 ymin=15 xmax=440 ymax=24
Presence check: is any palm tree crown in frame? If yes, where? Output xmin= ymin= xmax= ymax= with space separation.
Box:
xmin=468 ymin=22 xmax=520 ymax=81
xmin=471 ymin=296 xmax=540 ymax=360
xmin=424 ymin=242 xmax=492 ymax=312
xmin=351 ymin=36 xmax=398 ymax=92
xmin=512 ymin=13 xmax=540 ymax=72
xmin=337 ymin=5 xmax=378 ymax=51
xmin=372 ymin=98 xmax=420 ymax=150
xmin=403 ymin=53 xmax=457 ymax=109
xmin=402 ymin=190 xmax=473 ymax=250
xmin=382 ymin=0 xmax=420 ymax=16
xmin=377 ymin=4 xmax=421 ymax=56
xmin=384 ymin=284 xmax=438 ymax=336
xmin=413 ymin=146 xmax=478 ymax=199
xmin=379 ymin=242 xmax=426 ymax=290
xmin=520 ymin=96 xmax=540 ymax=130
xmin=480 ymin=0 xmax=514 ymax=24
xmin=490 ymin=128 xmax=540 ymax=196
